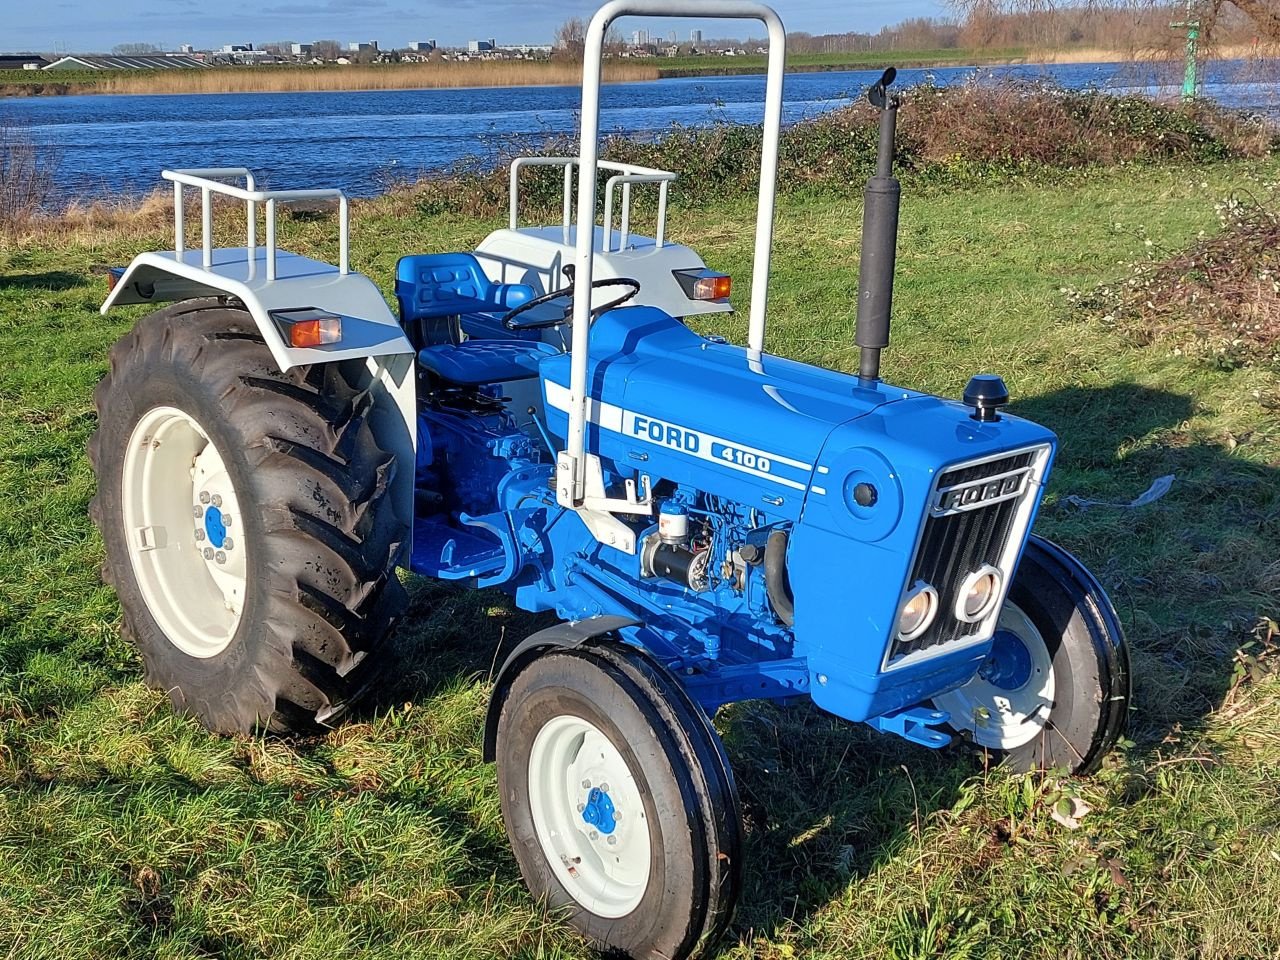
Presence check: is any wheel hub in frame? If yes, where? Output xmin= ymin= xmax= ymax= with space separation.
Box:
xmin=931 ymin=603 xmax=1055 ymax=750
xmin=203 ymin=504 xmax=228 ymax=549
xmin=581 ymin=786 xmax=618 ymax=835
xmin=121 ymin=407 xmax=248 ymax=659
xmin=978 ymin=629 xmax=1034 ymax=690
xmin=527 ymin=715 xmax=651 ymax=918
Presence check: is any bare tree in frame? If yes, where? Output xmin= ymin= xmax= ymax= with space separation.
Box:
xmin=554 ymin=17 xmax=587 ymax=60
xmin=312 ymin=39 xmax=342 ymax=61
xmin=947 ymin=0 xmax=1280 ymax=42
xmin=112 ymin=42 xmax=163 ymax=55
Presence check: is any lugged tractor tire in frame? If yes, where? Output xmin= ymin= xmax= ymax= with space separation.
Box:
xmin=88 ymin=298 xmax=408 ymax=735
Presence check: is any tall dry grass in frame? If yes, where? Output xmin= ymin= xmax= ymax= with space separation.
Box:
xmin=91 ymin=60 xmax=658 ymax=96
xmin=0 ymin=117 xmax=57 ymax=233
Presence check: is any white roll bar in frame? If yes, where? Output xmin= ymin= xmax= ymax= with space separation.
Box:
xmin=563 ymin=0 xmax=786 ymax=503
xmin=162 ymin=168 xmax=350 ymax=282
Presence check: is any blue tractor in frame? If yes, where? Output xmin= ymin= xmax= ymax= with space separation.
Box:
xmin=92 ymin=2 xmax=1130 ymax=957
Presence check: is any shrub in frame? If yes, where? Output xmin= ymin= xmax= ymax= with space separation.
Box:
xmin=1078 ymin=186 xmax=1280 ymax=368
xmin=0 ymin=117 xmax=57 ymax=232
xmin=400 ymin=81 xmax=1276 ymax=220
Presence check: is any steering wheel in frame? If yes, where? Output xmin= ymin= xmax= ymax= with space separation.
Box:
xmin=502 ymin=277 xmax=641 ymax=331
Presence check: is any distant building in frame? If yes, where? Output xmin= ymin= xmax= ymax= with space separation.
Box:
xmin=497 ymin=43 xmax=552 ymax=56
xmin=631 ymin=29 xmax=649 ymax=46
xmin=690 ymin=29 xmax=703 ymax=43
xmin=0 ymin=54 xmax=49 ymax=70
xmin=411 ymin=40 xmax=436 ymax=52
xmin=467 ymin=38 xmax=496 ymax=53
xmin=221 ymin=43 xmax=253 ymax=53
xmin=179 ymin=44 xmax=194 ymax=54
xmin=43 ymin=54 xmax=207 ymax=70
xmin=348 ymin=41 xmax=378 ymax=52
xmin=291 ymin=42 xmax=313 ymax=56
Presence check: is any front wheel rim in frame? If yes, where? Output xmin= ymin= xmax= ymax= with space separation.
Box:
xmin=121 ymin=406 xmax=248 ymax=658
xmin=526 ymin=714 xmax=651 ymax=918
xmin=933 ymin=602 xmax=1055 ymax=750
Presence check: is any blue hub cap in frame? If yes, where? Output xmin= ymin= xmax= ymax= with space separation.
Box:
xmin=203 ymin=505 xmax=227 ymax=549
xmin=978 ymin=629 xmax=1034 ymax=690
xmin=581 ymin=786 xmax=617 ymax=835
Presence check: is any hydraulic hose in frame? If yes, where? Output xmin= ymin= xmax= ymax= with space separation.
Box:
xmin=764 ymin=529 xmax=795 ymax=627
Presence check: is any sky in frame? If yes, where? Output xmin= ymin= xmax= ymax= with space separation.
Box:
xmin=3 ymin=0 xmax=953 ymax=55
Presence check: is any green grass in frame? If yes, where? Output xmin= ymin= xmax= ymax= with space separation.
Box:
xmin=1 ymin=158 xmax=1279 ymax=959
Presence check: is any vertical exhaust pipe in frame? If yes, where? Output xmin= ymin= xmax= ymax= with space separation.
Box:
xmin=856 ymin=67 xmax=901 ymax=384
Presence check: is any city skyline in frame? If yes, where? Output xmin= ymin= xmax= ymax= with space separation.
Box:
xmin=6 ymin=0 xmax=951 ymax=54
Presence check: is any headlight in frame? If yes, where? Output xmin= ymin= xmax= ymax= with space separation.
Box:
xmin=956 ymin=566 xmax=1002 ymax=622
xmin=897 ymin=582 xmax=939 ymax=640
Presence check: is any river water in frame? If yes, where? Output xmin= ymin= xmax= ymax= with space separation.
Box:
xmin=4 ymin=58 xmax=1276 ymax=202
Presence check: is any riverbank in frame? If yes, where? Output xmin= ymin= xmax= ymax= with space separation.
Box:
xmin=3 ymin=42 xmax=1270 ymax=98
xmin=0 ymin=59 xmax=660 ymax=98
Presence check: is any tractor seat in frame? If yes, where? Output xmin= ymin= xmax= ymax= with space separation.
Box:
xmin=418 ymin=340 xmax=558 ymax=386
xmin=395 ymin=252 xmax=535 ymax=342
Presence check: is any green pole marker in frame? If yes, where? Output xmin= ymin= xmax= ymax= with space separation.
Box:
xmin=1171 ymin=0 xmax=1200 ymax=101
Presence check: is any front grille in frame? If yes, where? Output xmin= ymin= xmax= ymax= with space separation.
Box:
xmin=885 ymin=449 xmax=1043 ymax=669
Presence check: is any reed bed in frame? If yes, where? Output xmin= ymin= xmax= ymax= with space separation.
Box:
xmin=88 ymin=60 xmax=658 ymax=96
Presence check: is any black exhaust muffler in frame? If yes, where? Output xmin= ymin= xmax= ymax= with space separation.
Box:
xmin=856 ymin=67 xmax=901 ymax=384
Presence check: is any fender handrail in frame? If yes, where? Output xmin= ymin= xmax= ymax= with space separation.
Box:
xmin=508 ymin=156 xmax=676 ymax=249
xmin=162 ymin=168 xmax=350 ymax=282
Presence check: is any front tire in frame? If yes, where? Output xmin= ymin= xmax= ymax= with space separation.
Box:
xmin=89 ymin=299 xmax=408 ymax=734
xmin=932 ymin=536 xmax=1131 ymax=775
xmin=496 ymin=643 xmax=742 ymax=960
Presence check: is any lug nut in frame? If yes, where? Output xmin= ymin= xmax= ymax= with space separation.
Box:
xmin=215 ymin=551 xmax=226 ymax=564
xmin=211 ymin=494 xmax=223 ymax=508
xmin=581 ymin=779 xmax=591 ymax=789
xmin=222 ymin=515 xmax=232 ymax=527
xmin=577 ymin=802 xmax=585 ymax=813
xmin=199 ymin=491 xmax=211 ymax=504
xmin=223 ymin=537 xmax=234 ymax=551
xmin=192 ymin=506 xmax=203 ymax=518
xmin=614 ymin=810 xmax=622 ymax=821
xmin=203 ymin=547 xmax=214 ymax=560
xmin=600 ymin=782 xmax=610 ymax=792
xmin=195 ymin=529 xmax=206 ymax=542
xmin=589 ymin=831 xmax=598 ymax=841
xmin=607 ymin=835 xmax=617 ymax=845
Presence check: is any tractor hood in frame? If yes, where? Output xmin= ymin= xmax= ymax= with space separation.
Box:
xmin=540 ymin=307 xmax=1056 ymax=524
xmin=539 ymin=306 xmax=917 ymax=519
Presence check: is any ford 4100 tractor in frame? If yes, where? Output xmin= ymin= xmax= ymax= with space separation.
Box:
xmin=91 ymin=2 xmax=1130 ymax=957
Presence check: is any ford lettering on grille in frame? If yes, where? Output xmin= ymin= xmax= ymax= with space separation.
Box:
xmin=933 ymin=468 xmax=1029 ymax=515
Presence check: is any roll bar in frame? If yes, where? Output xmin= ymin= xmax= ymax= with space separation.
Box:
xmin=563 ymin=0 xmax=786 ymax=504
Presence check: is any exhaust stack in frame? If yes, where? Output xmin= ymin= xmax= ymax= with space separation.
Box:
xmin=856 ymin=67 xmax=901 ymax=384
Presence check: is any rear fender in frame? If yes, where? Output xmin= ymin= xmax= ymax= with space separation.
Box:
xmin=102 ymin=253 xmax=417 ymax=561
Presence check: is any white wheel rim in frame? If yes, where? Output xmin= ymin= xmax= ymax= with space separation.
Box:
xmin=527 ymin=714 xmax=651 ymax=918
xmin=933 ymin=602 xmax=1055 ymax=750
xmin=121 ymin=406 xmax=248 ymax=658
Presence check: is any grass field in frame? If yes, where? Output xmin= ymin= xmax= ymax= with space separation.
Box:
xmin=1 ymin=156 xmax=1278 ymax=959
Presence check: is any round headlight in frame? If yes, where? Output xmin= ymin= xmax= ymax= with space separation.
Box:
xmin=957 ymin=566 xmax=1002 ymax=623
xmin=897 ymin=582 xmax=939 ymax=640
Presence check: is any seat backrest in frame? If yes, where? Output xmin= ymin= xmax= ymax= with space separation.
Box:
xmin=395 ymin=252 xmax=534 ymax=323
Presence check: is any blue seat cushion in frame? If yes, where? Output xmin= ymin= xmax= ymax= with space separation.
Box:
xmin=418 ymin=339 xmax=558 ymax=386
xmin=396 ymin=252 xmax=534 ymax=322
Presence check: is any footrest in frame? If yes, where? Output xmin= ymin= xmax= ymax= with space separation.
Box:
xmin=410 ymin=519 xmax=506 ymax=581
xmin=865 ymin=706 xmax=952 ymax=749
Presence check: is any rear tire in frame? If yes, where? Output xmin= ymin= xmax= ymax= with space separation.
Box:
xmin=89 ymin=299 xmax=408 ymax=734
xmin=496 ymin=643 xmax=742 ymax=960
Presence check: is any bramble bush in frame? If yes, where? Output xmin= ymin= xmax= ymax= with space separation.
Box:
xmin=401 ymin=80 xmax=1276 ymax=218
